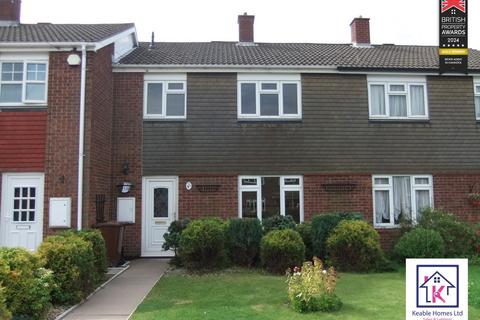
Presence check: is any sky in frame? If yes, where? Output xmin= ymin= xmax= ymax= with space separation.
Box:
xmin=20 ymin=0 xmax=480 ymax=49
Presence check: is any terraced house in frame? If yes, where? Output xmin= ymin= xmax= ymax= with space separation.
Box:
xmin=0 ymin=0 xmax=479 ymax=258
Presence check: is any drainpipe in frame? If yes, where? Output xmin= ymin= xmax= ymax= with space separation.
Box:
xmin=77 ymin=45 xmax=87 ymax=231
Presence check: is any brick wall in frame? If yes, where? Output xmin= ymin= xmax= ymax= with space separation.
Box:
xmin=350 ymin=18 xmax=370 ymax=44
xmin=112 ymin=72 xmax=143 ymax=257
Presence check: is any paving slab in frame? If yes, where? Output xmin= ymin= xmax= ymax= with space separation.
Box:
xmin=62 ymin=259 xmax=169 ymax=320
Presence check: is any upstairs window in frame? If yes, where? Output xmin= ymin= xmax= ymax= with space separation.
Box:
xmin=368 ymin=76 xmax=428 ymax=120
xmin=144 ymin=74 xmax=187 ymax=119
xmin=475 ymin=79 xmax=480 ymax=120
xmin=238 ymin=74 xmax=301 ymax=119
xmin=0 ymin=61 xmax=48 ymax=105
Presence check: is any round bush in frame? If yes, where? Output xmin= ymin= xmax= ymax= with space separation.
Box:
xmin=260 ymin=229 xmax=305 ymax=274
xmin=179 ymin=218 xmax=226 ymax=270
xmin=225 ymin=218 xmax=263 ymax=267
xmin=326 ymin=220 xmax=385 ymax=272
xmin=38 ymin=234 xmax=96 ymax=304
xmin=0 ymin=286 xmax=11 ymax=320
xmin=296 ymin=223 xmax=313 ymax=261
xmin=262 ymin=215 xmax=296 ymax=234
xmin=0 ymin=248 xmax=53 ymax=319
xmin=394 ymin=228 xmax=445 ymax=260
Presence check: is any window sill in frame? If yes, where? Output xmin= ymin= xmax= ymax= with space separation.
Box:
xmin=238 ymin=118 xmax=303 ymax=123
xmin=143 ymin=118 xmax=187 ymax=122
xmin=374 ymin=225 xmax=401 ymax=230
xmin=369 ymin=119 xmax=430 ymax=124
xmin=0 ymin=105 xmax=47 ymax=112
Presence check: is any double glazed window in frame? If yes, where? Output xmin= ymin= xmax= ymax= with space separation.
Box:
xmin=373 ymin=175 xmax=433 ymax=227
xmin=475 ymin=80 xmax=480 ymax=120
xmin=0 ymin=61 xmax=48 ymax=104
xmin=238 ymin=75 xmax=301 ymax=119
xmin=238 ymin=176 xmax=303 ymax=223
xmin=144 ymin=77 xmax=186 ymax=119
xmin=368 ymin=77 xmax=428 ymax=119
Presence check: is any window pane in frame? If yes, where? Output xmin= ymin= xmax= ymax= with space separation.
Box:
xmin=167 ymin=83 xmax=183 ymax=90
xmin=390 ymin=84 xmax=405 ymax=92
xmin=410 ymin=85 xmax=425 ymax=116
xmin=261 ymin=177 xmax=280 ymax=220
xmin=241 ymin=83 xmax=256 ymax=114
xmin=26 ymin=83 xmax=45 ymax=101
xmin=393 ymin=176 xmax=411 ymax=223
xmin=260 ymin=94 xmax=279 ymax=116
xmin=475 ymin=96 xmax=480 ymax=119
xmin=261 ymin=83 xmax=277 ymax=90
xmin=242 ymin=178 xmax=257 ymax=186
xmin=146 ymin=83 xmax=163 ymax=115
xmin=374 ymin=178 xmax=389 ymax=185
xmin=414 ymin=177 xmax=430 ymax=185
xmin=0 ymin=84 xmax=22 ymax=102
xmin=284 ymin=178 xmax=300 ymax=185
xmin=375 ymin=190 xmax=390 ymax=224
xmin=475 ymin=85 xmax=480 ymax=94
xmin=415 ymin=190 xmax=431 ymax=217
xmin=285 ymin=191 xmax=300 ymax=223
xmin=370 ymin=85 xmax=386 ymax=115
xmin=166 ymin=93 xmax=185 ymax=116
xmin=283 ymin=83 xmax=298 ymax=114
xmin=27 ymin=63 xmax=46 ymax=81
xmin=242 ymin=191 xmax=257 ymax=218
xmin=1 ymin=63 xmax=23 ymax=81
xmin=153 ymin=188 xmax=168 ymax=218
xmin=389 ymin=95 xmax=407 ymax=117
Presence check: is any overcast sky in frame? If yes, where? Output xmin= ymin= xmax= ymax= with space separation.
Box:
xmin=20 ymin=0 xmax=480 ymax=49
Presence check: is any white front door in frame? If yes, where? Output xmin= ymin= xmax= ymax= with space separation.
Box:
xmin=142 ymin=177 xmax=178 ymax=257
xmin=1 ymin=173 xmax=44 ymax=251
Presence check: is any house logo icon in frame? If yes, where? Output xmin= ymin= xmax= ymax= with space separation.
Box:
xmin=416 ymin=265 xmax=459 ymax=308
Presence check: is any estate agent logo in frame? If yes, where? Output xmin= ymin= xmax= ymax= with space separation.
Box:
xmin=406 ymin=259 xmax=468 ymax=320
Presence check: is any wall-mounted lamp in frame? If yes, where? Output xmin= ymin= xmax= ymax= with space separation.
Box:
xmin=117 ymin=182 xmax=134 ymax=194
xmin=122 ymin=162 xmax=130 ymax=176
xmin=67 ymin=53 xmax=81 ymax=66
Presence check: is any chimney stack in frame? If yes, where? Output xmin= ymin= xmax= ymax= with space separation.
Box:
xmin=350 ymin=16 xmax=370 ymax=46
xmin=0 ymin=0 xmax=21 ymax=26
xmin=238 ymin=13 xmax=255 ymax=43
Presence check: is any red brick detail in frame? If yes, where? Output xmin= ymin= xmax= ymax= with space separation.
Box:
xmin=178 ymin=175 xmax=238 ymax=220
xmin=376 ymin=229 xmax=402 ymax=251
xmin=0 ymin=0 xmax=21 ymax=22
xmin=238 ymin=14 xmax=255 ymax=42
xmin=0 ymin=112 xmax=46 ymax=171
xmin=350 ymin=17 xmax=370 ymax=44
xmin=112 ymin=72 xmax=143 ymax=258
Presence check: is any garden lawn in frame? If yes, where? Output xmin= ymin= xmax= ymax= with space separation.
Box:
xmin=132 ymin=266 xmax=480 ymax=320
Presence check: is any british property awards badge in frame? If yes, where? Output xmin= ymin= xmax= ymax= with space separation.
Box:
xmin=406 ymin=259 xmax=468 ymax=320
xmin=439 ymin=0 xmax=468 ymax=73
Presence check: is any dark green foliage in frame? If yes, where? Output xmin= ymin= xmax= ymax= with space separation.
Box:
xmin=394 ymin=228 xmax=445 ymax=260
xmin=291 ymin=293 xmax=343 ymax=313
xmin=262 ymin=215 xmax=296 ymax=234
xmin=326 ymin=220 xmax=385 ymax=272
xmin=260 ymin=229 xmax=305 ymax=274
xmin=225 ymin=218 xmax=263 ymax=267
xmin=163 ymin=219 xmax=190 ymax=265
xmin=418 ymin=208 xmax=479 ymax=258
xmin=179 ymin=218 xmax=226 ymax=270
xmin=296 ymin=223 xmax=313 ymax=260
xmin=38 ymin=234 xmax=96 ymax=304
xmin=0 ymin=248 xmax=53 ymax=319
xmin=311 ymin=213 xmax=363 ymax=259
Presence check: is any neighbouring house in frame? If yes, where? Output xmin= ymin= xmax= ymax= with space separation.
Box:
xmin=0 ymin=1 xmax=479 ymax=258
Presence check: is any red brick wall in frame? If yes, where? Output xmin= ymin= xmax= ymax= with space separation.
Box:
xmin=178 ymin=175 xmax=238 ymax=220
xmin=350 ymin=18 xmax=370 ymax=44
xmin=112 ymin=72 xmax=143 ymax=257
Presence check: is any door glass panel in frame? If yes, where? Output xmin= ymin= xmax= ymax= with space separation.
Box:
xmin=153 ymin=188 xmax=169 ymax=218
xmin=12 ymin=186 xmax=36 ymax=222
xmin=285 ymin=191 xmax=300 ymax=223
xmin=242 ymin=191 xmax=257 ymax=218
xmin=261 ymin=177 xmax=280 ymax=220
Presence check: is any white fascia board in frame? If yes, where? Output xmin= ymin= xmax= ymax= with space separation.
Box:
xmin=94 ymin=27 xmax=137 ymax=51
xmin=112 ymin=65 xmax=338 ymax=73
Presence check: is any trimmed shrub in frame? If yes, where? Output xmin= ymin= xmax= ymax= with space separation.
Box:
xmin=225 ymin=218 xmax=263 ymax=267
xmin=0 ymin=248 xmax=53 ymax=319
xmin=260 ymin=229 xmax=305 ymax=274
xmin=0 ymin=286 xmax=11 ymax=320
xmin=38 ymin=234 xmax=96 ymax=304
xmin=418 ymin=208 xmax=479 ymax=258
xmin=163 ymin=218 xmax=190 ymax=265
xmin=262 ymin=215 xmax=296 ymax=234
xmin=326 ymin=220 xmax=385 ymax=272
xmin=311 ymin=213 xmax=363 ymax=259
xmin=394 ymin=228 xmax=445 ymax=260
xmin=296 ymin=223 xmax=313 ymax=261
xmin=179 ymin=218 xmax=226 ymax=270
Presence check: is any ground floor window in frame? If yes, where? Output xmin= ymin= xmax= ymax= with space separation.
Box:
xmin=372 ymin=175 xmax=433 ymax=228
xmin=238 ymin=176 xmax=303 ymax=223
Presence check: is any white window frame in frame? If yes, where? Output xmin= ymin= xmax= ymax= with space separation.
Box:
xmin=237 ymin=74 xmax=302 ymax=120
xmin=0 ymin=60 xmax=49 ymax=106
xmin=143 ymin=73 xmax=187 ymax=120
xmin=372 ymin=175 xmax=433 ymax=228
xmin=474 ymin=78 xmax=480 ymax=120
xmin=237 ymin=175 xmax=304 ymax=222
xmin=367 ymin=76 xmax=429 ymax=120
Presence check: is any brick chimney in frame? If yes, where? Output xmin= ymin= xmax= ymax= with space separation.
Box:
xmin=350 ymin=17 xmax=370 ymax=46
xmin=0 ymin=0 xmax=21 ymax=26
xmin=238 ymin=13 xmax=254 ymax=43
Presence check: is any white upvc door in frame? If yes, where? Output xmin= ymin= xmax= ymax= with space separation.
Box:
xmin=1 ymin=173 xmax=44 ymax=251
xmin=142 ymin=177 xmax=178 ymax=257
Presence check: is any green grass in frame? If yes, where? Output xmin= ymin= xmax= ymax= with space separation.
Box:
xmin=132 ymin=266 xmax=480 ymax=320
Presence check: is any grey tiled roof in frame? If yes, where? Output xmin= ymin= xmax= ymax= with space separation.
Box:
xmin=0 ymin=23 xmax=134 ymax=43
xmin=119 ymin=42 xmax=480 ymax=71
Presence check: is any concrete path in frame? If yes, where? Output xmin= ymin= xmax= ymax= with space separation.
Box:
xmin=63 ymin=259 xmax=169 ymax=320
